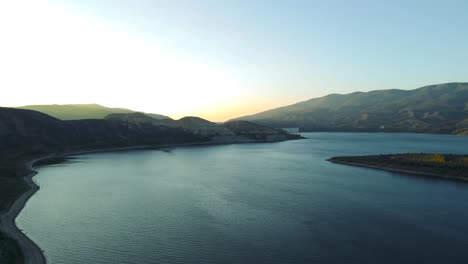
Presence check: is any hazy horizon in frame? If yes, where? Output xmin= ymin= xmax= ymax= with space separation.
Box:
xmin=8 ymin=81 xmax=466 ymax=122
xmin=1 ymin=1 xmax=467 ymax=121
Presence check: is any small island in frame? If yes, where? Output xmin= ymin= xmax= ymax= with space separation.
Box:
xmin=328 ymin=153 xmax=468 ymax=181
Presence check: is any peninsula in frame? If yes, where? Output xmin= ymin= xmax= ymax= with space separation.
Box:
xmin=328 ymin=153 xmax=468 ymax=181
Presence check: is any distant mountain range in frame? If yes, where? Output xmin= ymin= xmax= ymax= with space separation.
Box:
xmin=234 ymin=82 xmax=468 ymax=135
xmin=16 ymin=104 xmax=170 ymax=120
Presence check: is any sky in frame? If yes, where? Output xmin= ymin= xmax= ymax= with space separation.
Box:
xmin=1 ymin=0 xmax=467 ymax=121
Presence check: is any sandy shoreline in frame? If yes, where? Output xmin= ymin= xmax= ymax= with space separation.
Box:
xmin=0 ymin=139 xmax=287 ymax=264
xmin=328 ymin=159 xmax=468 ymax=182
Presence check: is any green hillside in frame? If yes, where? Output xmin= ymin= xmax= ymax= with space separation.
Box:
xmin=16 ymin=104 xmax=170 ymax=120
xmin=234 ymin=82 xmax=468 ymax=134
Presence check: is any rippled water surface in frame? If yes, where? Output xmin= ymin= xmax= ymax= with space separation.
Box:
xmin=17 ymin=133 xmax=468 ymax=263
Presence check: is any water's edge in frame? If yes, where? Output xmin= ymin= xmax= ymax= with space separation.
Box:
xmin=12 ymin=133 xmax=468 ymax=264
xmin=327 ymin=159 xmax=468 ymax=182
xmin=0 ymin=156 xmax=49 ymax=264
xmin=1 ymin=140 xmax=290 ymax=264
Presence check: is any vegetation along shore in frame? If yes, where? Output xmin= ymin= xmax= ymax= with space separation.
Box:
xmin=328 ymin=154 xmax=468 ymax=181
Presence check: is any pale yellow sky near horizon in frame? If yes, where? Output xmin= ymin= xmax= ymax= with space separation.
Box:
xmin=4 ymin=97 xmax=300 ymax=122
xmin=0 ymin=1 xmax=307 ymax=122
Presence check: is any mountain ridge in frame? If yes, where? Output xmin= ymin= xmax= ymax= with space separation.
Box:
xmin=233 ymin=82 xmax=468 ymax=134
xmin=16 ymin=104 xmax=170 ymax=121
xmin=0 ymin=108 xmax=300 ymax=153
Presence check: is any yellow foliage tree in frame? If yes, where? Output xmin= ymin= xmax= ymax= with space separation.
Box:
xmin=430 ymin=154 xmax=446 ymax=163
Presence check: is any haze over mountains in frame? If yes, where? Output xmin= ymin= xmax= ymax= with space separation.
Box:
xmin=17 ymin=104 xmax=170 ymax=120
xmin=9 ymin=82 xmax=468 ymax=136
xmin=234 ymin=83 xmax=468 ymax=135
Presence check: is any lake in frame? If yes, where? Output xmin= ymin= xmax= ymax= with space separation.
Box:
xmin=17 ymin=133 xmax=468 ymax=264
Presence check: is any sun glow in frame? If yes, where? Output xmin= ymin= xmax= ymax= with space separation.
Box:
xmin=0 ymin=1 xmax=244 ymax=121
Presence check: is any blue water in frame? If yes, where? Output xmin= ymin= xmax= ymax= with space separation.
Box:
xmin=17 ymin=133 xmax=468 ymax=264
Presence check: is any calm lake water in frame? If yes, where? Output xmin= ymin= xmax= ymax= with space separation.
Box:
xmin=17 ymin=133 xmax=468 ymax=264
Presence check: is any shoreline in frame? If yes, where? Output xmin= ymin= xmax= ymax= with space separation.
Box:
xmin=0 ymin=156 xmax=50 ymax=264
xmin=328 ymin=159 xmax=468 ymax=182
xmin=0 ymin=139 xmax=293 ymax=264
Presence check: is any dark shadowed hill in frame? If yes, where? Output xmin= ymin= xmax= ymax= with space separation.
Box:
xmin=0 ymin=109 xmax=299 ymax=153
xmin=233 ymin=82 xmax=468 ymax=134
xmin=0 ymin=108 xmax=300 ymax=261
xmin=0 ymin=108 xmax=199 ymax=152
xmin=105 ymin=113 xmax=303 ymax=141
xmin=16 ymin=104 xmax=170 ymax=120
xmin=106 ymin=113 xmax=233 ymax=136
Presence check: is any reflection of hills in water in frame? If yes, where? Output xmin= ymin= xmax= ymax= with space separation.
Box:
xmin=161 ymin=148 xmax=172 ymax=153
xmin=35 ymin=157 xmax=80 ymax=167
